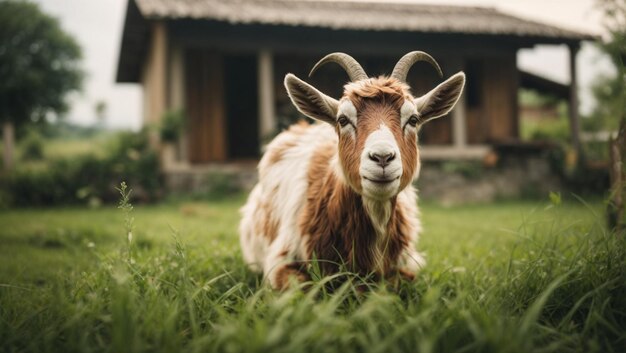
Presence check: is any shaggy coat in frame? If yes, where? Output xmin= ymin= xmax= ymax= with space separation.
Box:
xmin=240 ymin=58 xmax=465 ymax=290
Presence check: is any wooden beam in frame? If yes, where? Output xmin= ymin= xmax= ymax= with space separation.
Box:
xmin=519 ymin=70 xmax=569 ymax=100
xmin=258 ymin=49 xmax=276 ymax=143
xmin=568 ymin=44 xmax=581 ymax=152
xmin=420 ymin=145 xmax=491 ymax=160
xmin=170 ymin=21 xmax=523 ymax=57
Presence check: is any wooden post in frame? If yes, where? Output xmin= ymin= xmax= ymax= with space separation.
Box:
xmin=452 ymin=91 xmax=468 ymax=148
xmin=451 ymin=58 xmax=467 ymax=148
xmin=152 ymin=21 xmax=167 ymax=127
xmin=169 ymin=43 xmax=185 ymax=112
xmin=258 ymin=49 xmax=276 ymax=146
xmin=142 ymin=21 xmax=168 ymax=149
xmin=169 ymin=43 xmax=187 ymax=164
xmin=568 ymin=44 xmax=581 ymax=153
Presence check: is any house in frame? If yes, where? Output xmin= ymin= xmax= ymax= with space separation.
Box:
xmin=116 ymin=0 xmax=595 ymax=180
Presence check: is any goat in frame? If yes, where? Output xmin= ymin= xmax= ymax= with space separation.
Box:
xmin=240 ymin=52 xmax=465 ymax=290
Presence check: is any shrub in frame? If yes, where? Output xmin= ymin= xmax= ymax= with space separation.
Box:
xmin=1 ymin=130 xmax=162 ymax=207
xmin=440 ymin=160 xmax=484 ymax=179
xmin=200 ymin=171 xmax=242 ymax=199
xmin=159 ymin=109 xmax=185 ymax=143
xmin=546 ymin=147 xmax=609 ymax=196
xmin=20 ymin=130 xmax=45 ymax=160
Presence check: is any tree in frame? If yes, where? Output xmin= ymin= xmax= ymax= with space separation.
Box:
xmin=591 ymin=0 xmax=625 ymax=127
xmin=0 ymin=0 xmax=83 ymax=171
xmin=596 ymin=0 xmax=626 ymax=230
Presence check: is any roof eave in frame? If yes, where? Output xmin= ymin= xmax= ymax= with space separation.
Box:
xmin=115 ymin=0 xmax=598 ymax=83
xmin=116 ymin=0 xmax=149 ymax=83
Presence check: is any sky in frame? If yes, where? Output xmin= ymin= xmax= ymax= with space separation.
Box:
xmin=34 ymin=0 xmax=613 ymax=130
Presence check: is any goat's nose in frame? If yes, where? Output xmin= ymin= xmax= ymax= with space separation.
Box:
xmin=369 ymin=152 xmax=395 ymax=167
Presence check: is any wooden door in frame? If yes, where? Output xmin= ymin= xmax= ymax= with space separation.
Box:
xmin=186 ymin=50 xmax=227 ymax=163
xmin=482 ymin=56 xmax=517 ymax=142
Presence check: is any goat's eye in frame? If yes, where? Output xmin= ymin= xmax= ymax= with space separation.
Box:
xmin=408 ymin=115 xmax=420 ymax=127
xmin=337 ymin=115 xmax=350 ymax=127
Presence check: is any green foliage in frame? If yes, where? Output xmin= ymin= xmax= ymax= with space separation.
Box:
xmin=583 ymin=140 xmax=611 ymax=161
xmin=545 ymin=147 xmax=609 ymax=195
xmin=519 ymin=95 xmax=570 ymax=143
xmin=200 ymin=171 xmax=244 ymax=199
xmin=159 ymin=109 xmax=185 ymax=143
xmin=523 ymin=116 xmax=571 ymax=143
xmin=0 ymin=198 xmax=624 ymax=353
xmin=586 ymin=73 xmax=624 ymax=132
xmin=20 ymin=130 xmax=45 ymax=161
xmin=0 ymin=130 xmax=161 ymax=207
xmin=0 ymin=0 xmax=83 ymax=125
xmin=440 ymin=161 xmax=484 ymax=179
xmin=586 ymin=0 xmax=626 ymax=133
xmin=597 ymin=0 xmax=626 ymax=70
xmin=38 ymin=120 xmax=104 ymax=140
xmin=549 ymin=191 xmax=562 ymax=206
xmin=519 ymin=88 xmax=561 ymax=108
xmin=116 ymin=182 xmax=135 ymax=263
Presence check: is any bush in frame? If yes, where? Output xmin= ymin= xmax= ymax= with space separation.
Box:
xmin=546 ymin=147 xmax=609 ymax=196
xmin=159 ymin=109 xmax=185 ymax=143
xmin=1 ymin=130 xmax=162 ymax=207
xmin=440 ymin=160 xmax=484 ymax=179
xmin=200 ymin=171 xmax=243 ymax=199
xmin=20 ymin=131 xmax=45 ymax=160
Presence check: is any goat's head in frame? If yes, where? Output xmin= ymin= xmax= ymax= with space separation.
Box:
xmin=285 ymin=52 xmax=465 ymax=201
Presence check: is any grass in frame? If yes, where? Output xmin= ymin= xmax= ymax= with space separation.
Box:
xmin=0 ymin=131 xmax=116 ymax=172
xmin=43 ymin=134 xmax=113 ymax=160
xmin=0 ymin=194 xmax=625 ymax=353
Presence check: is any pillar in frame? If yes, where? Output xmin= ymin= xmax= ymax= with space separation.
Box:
xmin=168 ymin=43 xmax=187 ymax=163
xmin=569 ymin=44 xmax=581 ymax=152
xmin=451 ymin=58 xmax=467 ymax=148
xmin=258 ymin=49 xmax=276 ymax=145
xmin=142 ymin=21 xmax=168 ymax=148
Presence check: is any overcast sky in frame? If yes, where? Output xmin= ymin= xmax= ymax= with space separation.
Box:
xmin=34 ymin=0 xmax=613 ymax=130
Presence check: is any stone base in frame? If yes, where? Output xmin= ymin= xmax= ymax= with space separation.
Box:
xmin=164 ymin=162 xmax=258 ymax=195
xmin=417 ymin=151 xmax=561 ymax=205
xmin=164 ymin=148 xmax=564 ymax=204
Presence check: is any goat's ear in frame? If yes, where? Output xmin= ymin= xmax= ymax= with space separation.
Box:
xmin=413 ymin=72 xmax=465 ymax=124
xmin=284 ymin=73 xmax=339 ymax=125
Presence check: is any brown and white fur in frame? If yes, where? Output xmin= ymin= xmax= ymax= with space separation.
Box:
xmin=240 ymin=53 xmax=465 ymax=290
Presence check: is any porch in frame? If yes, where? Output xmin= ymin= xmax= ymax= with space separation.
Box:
xmin=117 ymin=7 xmax=589 ymax=173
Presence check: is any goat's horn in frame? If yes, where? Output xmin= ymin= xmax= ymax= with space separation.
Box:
xmin=309 ymin=52 xmax=368 ymax=82
xmin=391 ymin=51 xmax=443 ymax=82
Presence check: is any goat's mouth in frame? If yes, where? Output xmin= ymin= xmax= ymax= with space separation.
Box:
xmin=363 ymin=176 xmax=400 ymax=184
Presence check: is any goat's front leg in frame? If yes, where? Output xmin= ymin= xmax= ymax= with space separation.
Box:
xmin=264 ymin=242 xmax=309 ymax=290
xmin=396 ymin=246 xmax=426 ymax=281
xmin=385 ymin=248 xmax=425 ymax=289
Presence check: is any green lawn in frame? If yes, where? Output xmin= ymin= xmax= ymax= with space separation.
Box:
xmin=1 ymin=132 xmax=116 ymax=172
xmin=43 ymin=134 xmax=113 ymax=160
xmin=1 ymin=196 xmax=624 ymax=353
